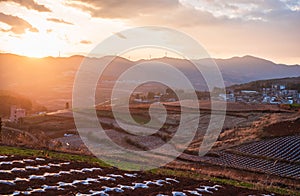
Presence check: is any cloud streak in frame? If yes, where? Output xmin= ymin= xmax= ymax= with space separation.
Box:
xmin=66 ymin=0 xmax=224 ymax=28
xmin=66 ymin=0 xmax=179 ymax=19
xmin=47 ymin=18 xmax=73 ymax=25
xmin=0 ymin=12 xmax=39 ymax=34
xmin=67 ymin=0 xmax=300 ymax=25
xmin=65 ymin=0 xmax=300 ymax=63
xmin=0 ymin=0 xmax=299 ymax=63
xmin=80 ymin=40 xmax=92 ymax=44
xmin=0 ymin=0 xmax=51 ymax=12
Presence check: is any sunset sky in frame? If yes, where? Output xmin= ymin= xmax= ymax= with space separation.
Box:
xmin=0 ymin=0 xmax=299 ymax=64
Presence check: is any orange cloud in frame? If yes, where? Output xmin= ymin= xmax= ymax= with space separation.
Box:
xmin=0 ymin=13 xmax=39 ymax=34
xmin=47 ymin=18 xmax=73 ymax=25
xmin=80 ymin=40 xmax=92 ymax=44
xmin=1 ymin=0 xmax=51 ymax=12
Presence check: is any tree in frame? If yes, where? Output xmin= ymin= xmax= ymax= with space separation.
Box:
xmin=166 ymin=88 xmax=173 ymax=95
xmin=135 ymin=94 xmax=140 ymax=99
xmin=65 ymin=102 xmax=69 ymax=109
xmin=147 ymin=92 xmax=155 ymax=100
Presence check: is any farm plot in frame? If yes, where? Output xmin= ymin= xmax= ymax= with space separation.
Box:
xmin=204 ymin=136 xmax=300 ymax=179
xmin=0 ymin=155 xmax=274 ymax=195
xmin=235 ymin=136 xmax=300 ymax=163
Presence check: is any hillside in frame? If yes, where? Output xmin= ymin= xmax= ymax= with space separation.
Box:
xmin=1 ymin=53 xmax=299 ymax=109
xmin=228 ymin=76 xmax=300 ymax=92
xmin=0 ymin=146 xmax=293 ymax=195
xmin=214 ymin=56 xmax=300 ymax=85
xmin=0 ymin=90 xmax=46 ymax=117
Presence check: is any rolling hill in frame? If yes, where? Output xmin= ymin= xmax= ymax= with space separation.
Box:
xmin=228 ymin=76 xmax=300 ymax=92
xmin=0 ymin=53 xmax=299 ymax=109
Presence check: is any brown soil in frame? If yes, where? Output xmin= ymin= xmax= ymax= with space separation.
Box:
xmin=0 ymin=155 xmax=278 ymax=196
xmin=262 ymin=117 xmax=300 ymax=137
xmin=167 ymin=159 xmax=300 ymax=192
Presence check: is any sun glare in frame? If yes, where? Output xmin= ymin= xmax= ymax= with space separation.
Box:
xmin=7 ymin=31 xmax=65 ymax=58
xmin=20 ymin=49 xmax=47 ymax=58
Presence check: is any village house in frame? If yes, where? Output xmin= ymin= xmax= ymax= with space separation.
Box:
xmin=10 ymin=105 xmax=26 ymax=123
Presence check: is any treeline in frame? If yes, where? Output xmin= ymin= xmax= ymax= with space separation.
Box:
xmin=0 ymin=95 xmax=32 ymax=117
xmin=228 ymin=76 xmax=300 ymax=92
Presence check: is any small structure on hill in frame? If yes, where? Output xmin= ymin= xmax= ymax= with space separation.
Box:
xmin=10 ymin=105 xmax=26 ymax=123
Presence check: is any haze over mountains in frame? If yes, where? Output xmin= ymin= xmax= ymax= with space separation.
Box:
xmin=0 ymin=53 xmax=299 ymax=109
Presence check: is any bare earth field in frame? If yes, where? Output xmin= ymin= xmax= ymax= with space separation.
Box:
xmin=0 ymin=154 xmax=279 ymax=195
xmin=1 ymin=101 xmax=300 ymax=195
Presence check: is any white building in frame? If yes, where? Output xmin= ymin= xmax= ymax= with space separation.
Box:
xmin=219 ymin=93 xmax=235 ymax=102
xmin=262 ymin=96 xmax=271 ymax=103
xmin=279 ymin=85 xmax=286 ymax=90
xmin=269 ymin=97 xmax=281 ymax=105
xmin=241 ymin=90 xmax=258 ymax=94
xmin=10 ymin=105 xmax=26 ymax=123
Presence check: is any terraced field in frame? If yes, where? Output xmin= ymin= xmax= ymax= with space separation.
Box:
xmin=204 ymin=136 xmax=300 ymax=179
xmin=235 ymin=136 xmax=300 ymax=163
xmin=0 ymin=154 xmax=275 ymax=195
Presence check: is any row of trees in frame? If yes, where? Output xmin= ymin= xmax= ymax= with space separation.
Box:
xmin=0 ymin=95 xmax=32 ymax=117
xmin=132 ymin=88 xmax=212 ymax=102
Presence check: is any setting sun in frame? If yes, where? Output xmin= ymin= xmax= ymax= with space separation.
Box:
xmin=0 ymin=0 xmax=299 ymax=63
xmin=9 ymin=31 xmax=64 ymax=58
xmin=0 ymin=1 xmax=300 ymax=195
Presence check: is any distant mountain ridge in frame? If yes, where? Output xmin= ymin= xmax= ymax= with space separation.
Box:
xmin=136 ymin=55 xmax=300 ymax=87
xmin=213 ymin=55 xmax=300 ymax=85
xmin=0 ymin=53 xmax=299 ymax=109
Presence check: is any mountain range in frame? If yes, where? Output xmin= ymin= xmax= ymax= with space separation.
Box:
xmin=0 ymin=53 xmax=299 ymax=109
